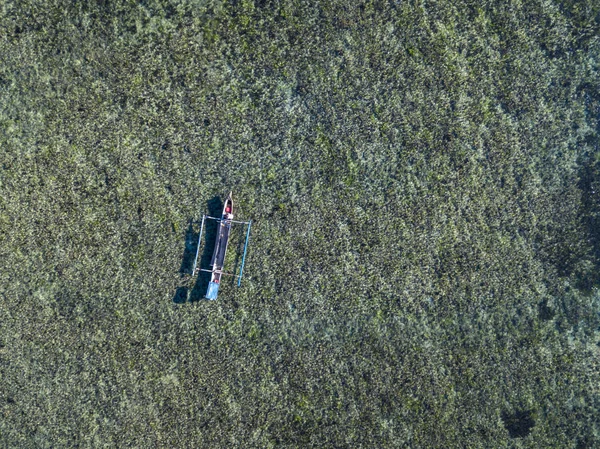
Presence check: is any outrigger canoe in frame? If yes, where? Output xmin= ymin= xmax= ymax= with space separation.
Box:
xmin=205 ymin=192 xmax=234 ymax=299
xmin=192 ymin=192 xmax=252 ymax=300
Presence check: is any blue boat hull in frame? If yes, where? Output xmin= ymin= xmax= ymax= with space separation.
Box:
xmin=205 ymin=281 xmax=220 ymax=300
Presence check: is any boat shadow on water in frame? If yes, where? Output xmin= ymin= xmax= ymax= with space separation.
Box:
xmin=172 ymin=196 xmax=223 ymax=303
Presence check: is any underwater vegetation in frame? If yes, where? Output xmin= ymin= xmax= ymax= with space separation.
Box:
xmin=1 ymin=0 xmax=599 ymax=447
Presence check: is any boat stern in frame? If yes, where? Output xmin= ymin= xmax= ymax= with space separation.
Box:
xmin=205 ymin=281 xmax=220 ymax=300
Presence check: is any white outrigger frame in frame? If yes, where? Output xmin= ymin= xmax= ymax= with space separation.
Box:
xmin=192 ymin=214 xmax=252 ymax=290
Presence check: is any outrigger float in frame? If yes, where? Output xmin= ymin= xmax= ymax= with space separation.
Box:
xmin=192 ymin=192 xmax=252 ymax=300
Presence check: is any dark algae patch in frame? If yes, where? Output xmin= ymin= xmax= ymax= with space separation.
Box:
xmin=1 ymin=0 xmax=600 ymax=447
xmin=502 ymin=409 xmax=535 ymax=438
